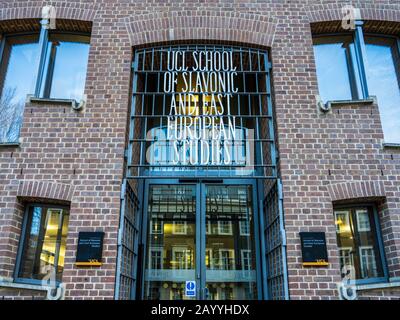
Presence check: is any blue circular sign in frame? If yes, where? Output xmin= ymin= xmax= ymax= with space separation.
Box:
xmin=186 ymin=281 xmax=195 ymax=290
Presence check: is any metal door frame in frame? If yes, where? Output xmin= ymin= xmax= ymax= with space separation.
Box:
xmin=139 ymin=178 xmax=264 ymax=300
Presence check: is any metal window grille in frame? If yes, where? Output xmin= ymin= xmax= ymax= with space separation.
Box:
xmin=127 ymin=44 xmax=277 ymax=180
xmin=115 ymin=180 xmax=140 ymax=300
xmin=264 ymin=179 xmax=289 ymax=300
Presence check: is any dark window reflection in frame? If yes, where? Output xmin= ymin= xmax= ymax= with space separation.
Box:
xmin=205 ymin=185 xmax=257 ymax=300
xmin=334 ymin=206 xmax=384 ymax=280
xmin=144 ymin=185 xmax=196 ymax=300
xmin=18 ymin=205 xmax=70 ymax=282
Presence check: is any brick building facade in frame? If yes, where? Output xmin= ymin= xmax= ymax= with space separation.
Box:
xmin=0 ymin=0 xmax=399 ymax=300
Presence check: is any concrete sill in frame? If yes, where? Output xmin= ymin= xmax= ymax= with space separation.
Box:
xmin=0 ymin=281 xmax=50 ymax=292
xmin=28 ymin=96 xmax=78 ymax=109
xmin=356 ymin=278 xmax=400 ymax=291
xmin=383 ymin=143 xmax=400 ymax=149
xmin=326 ymin=97 xmax=376 ymax=109
xmin=0 ymin=142 xmax=20 ymax=148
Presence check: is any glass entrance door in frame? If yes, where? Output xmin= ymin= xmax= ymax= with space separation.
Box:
xmin=142 ymin=181 xmax=259 ymax=300
xmin=143 ymin=184 xmax=197 ymax=300
xmin=203 ymin=185 xmax=257 ymax=300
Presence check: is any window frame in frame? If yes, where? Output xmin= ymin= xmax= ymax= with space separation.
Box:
xmin=0 ymin=32 xmax=40 ymax=94
xmin=148 ymin=246 xmax=163 ymax=270
xmin=172 ymin=214 xmax=188 ymax=235
xmin=338 ymin=246 xmax=355 ymax=272
xmin=37 ymin=31 xmax=90 ymax=100
xmin=334 ymin=210 xmax=350 ymax=234
xmin=217 ymin=220 xmax=233 ymax=235
xmin=149 ymin=214 xmax=163 ymax=235
xmin=0 ymin=29 xmax=90 ymax=101
xmin=14 ymin=202 xmax=70 ymax=287
xmin=363 ymin=32 xmax=400 ymax=145
xmin=334 ymin=203 xmax=388 ymax=285
xmin=313 ymin=24 xmax=400 ymax=145
xmin=239 ymin=218 xmax=250 ymax=236
xmin=218 ymin=248 xmax=235 ymax=270
xmin=313 ymin=34 xmax=362 ymax=101
xmin=171 ymin=246 xmax=191 ymax=270
xmin=0 ymin=32 xmax=41 ymax=145
xmin=240 ymin=249 xmax=252 ymax=271
xmin=0 ymin=28 xmax=90 ymax=145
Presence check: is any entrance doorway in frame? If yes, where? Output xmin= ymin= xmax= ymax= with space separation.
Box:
xmin=114 ymin=45 xmax=289 ymax=301
xmin=141 ymin=179 xmax=260 ymax=300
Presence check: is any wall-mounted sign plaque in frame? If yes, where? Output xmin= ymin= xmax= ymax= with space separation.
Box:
xmin=75 ymin=232 xmax=104 ymax=267
xmin=299 ymin=232 xmax=329 ymax=267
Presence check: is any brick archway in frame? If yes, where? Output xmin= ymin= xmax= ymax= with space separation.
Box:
xmin=327 ymin=181 xmax=386 ymax=203
xmin=123 ymin=10 xmax=277 ymax=48
xmin=17 ymin=180 xmax=74 ymax=203
xmin=306 ymin=3 xmax=400 ymax=24
xmin=0 ymin=2 xmax=98 ymax=22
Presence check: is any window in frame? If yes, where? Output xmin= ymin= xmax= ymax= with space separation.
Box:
xmin=150 ymin=214 xmax=163 ymax=234
xmin=334 ymin=205 xmax=386 ymax=282
xmin=241 ymin=250 xmax=252 ymax=271
xmin=217 ymin=220 xmax=233 ymax=235
xmin=0 ymin=35 xmax=39 ymax=143
xmin=149 ymin=247 xmax=163 ymax=270
xmin=313 ymin=36 xmax=361 ymax=102
xmin=16 ymin=204 xmax=69 ymax=283
xmin=364 ymin=36 xmax=400 ymax=143
xmin=339 ymin=247 xmax=354 ymax=271
xmin=205 ymin=248 xmax=214 ymax=269
xmin=239 ymin=218 xmax=250 ymax=236
xmin=359 ymin=246 xmax=379 ymax=278
xmin=313 ymin=29 xmax=400 ymax=143
xmin=171 ymin=246 xmax=192 ymax=270
xmin=172 ymin=214 xmax=187 ymax=235
xmin=218 ymin=249 xmax=235 ymax=270
xmin=39 ymin=34 xmax=90 ymax=100
xmin=356 ymin=209 xmax=371 ymax=232
xmin=0 ymin=30 xmax=90 ymax=144
xmin=335 ymin=210 xmax=350 ymax=233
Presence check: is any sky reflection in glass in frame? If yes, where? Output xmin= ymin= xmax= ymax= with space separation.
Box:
xmin=365 ymin=38 xmax=400 ymax=143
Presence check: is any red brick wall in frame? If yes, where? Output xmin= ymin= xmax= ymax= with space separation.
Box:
xmin=0 ymin=0 xmax=399 ymax=300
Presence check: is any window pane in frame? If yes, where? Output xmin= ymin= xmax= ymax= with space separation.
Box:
xmin=18 ymin=205 xmax=69 ymax=282
xmin=313 ymin=36 xmax=358 ymax=102
xmin=334 ymin=206 xmax=384 ymax=280
xmin=365 ymin=36 xmax=400 ymax=143
xmin=0 ymin=35 xmax=39 ymax=143
xmin=43 ymin=34 xmax=90 ymax=101
xmin=57 ymin=213 xmax=69 ymax=281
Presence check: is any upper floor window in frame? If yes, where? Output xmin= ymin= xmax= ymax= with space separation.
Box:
xmin=39 ymin=33 xmax=90 ymax=101
xmin=364 ymin=36 xmax=400 ymax=144
xmin=0 ymin=34 xmax=40 ymax=143
xmin=16 ymin=204 xmax=70 ymax=284
xmin=334 ymin=205 xmax=386 ymax=282
xmin=313 ymin=36 xmax=361 ymax=102
xmin=313 ymin=29 xmax=400 ymax=144
xmin=0 ymin=29 xmax=90 ymax=144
